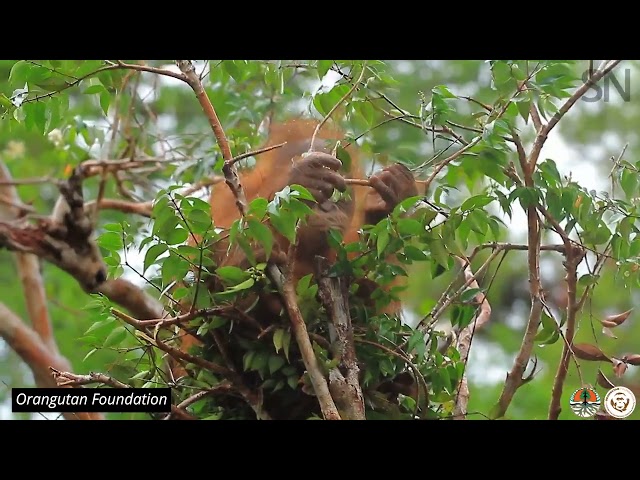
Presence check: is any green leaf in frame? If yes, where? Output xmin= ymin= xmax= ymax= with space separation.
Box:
xmin=248 ymin=197 xmax=268 ymax=219
xmin=273 ymin=328 xmax=285 ymax=354
xmin=83 ymin=84 xmax=106 ymax=95
xmin=268 ymin=355 xmax=285 ymax=374
xmin=460 ymin=194 xmax=494 ymax=212
xmin=186 ymin=209 xmax=211 ymax=235
xmin=83 ymin=348 xmax=98 ymax=362
xmin=396 ymin=218 xmax=424 ymax=236
xmin=318 ymin=60 xmax=333 ymax=79
xmin=100 ymin=90 xmax=111 ymax=115
xmin=228 ymin=278 xmax=255 ymax=292
xmin=98 ymin=232 xmax=123 ymax=251
xmin=578 ymin=274 xmax=599 ymax=287
xmin=403 ymin=245 xmax=428 ymax=261
xmin=290 ymin=184 xmax=315 ymax=202
xmin=432 ymin=84 xmax=457 ymax=98
xmin=376 ymin=229 xmax=390 ymax=257
xmin=282 ymin=330 xmax=292 ymax=361
xmin=216 ymin=266 xmax=248 ymax=284
xmin=103 ymin=326 xmax=127 ymax=348
xmin=84 ymin=318 xmax=115 ymax=335
xmin=460 ymin=287 xmax=483 ymax=303
xmin=243 ymin=351 xmax=256 ymax=371
xmin=143 ymin=244 xmax=168 ymax=273
xmin=9 ymin=61 xmax=30 ymax=85
xmin=269 ymin=212 xmax=297 ymax=244
xmin=247 ymin=218 xmax=273 ymax=259
xmin=516 ymin=98 xmax=531 ymax=123
xmin=621 ymin=168 xmax=639 ymax=198
xmin=31 ymin=102 xmax=46 ymax=134
xmin=166 ymin=227 xmax=190 ymax=245
xmin=161 ymin=253 xmax=190 ymax=285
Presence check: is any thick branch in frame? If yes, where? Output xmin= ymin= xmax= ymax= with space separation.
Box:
xmin=0 ymin=303 xmax=103 ymax=420
xmin=315 ymin=256 xmax=365 ymax=420
xmin=267 ymin=264 xmax=341 ymax=420
xmin=0 ymin=162 xmax=57 ymax=353
xmin=87 ymin=199 xmax=153 ymax=218
xmin=493 ymin=205 xmax=541 ymax=419
xmin=548 ymin=245 xmax=586 ymax=419
xmin=98 ymin=278 xmax=165 ymax=319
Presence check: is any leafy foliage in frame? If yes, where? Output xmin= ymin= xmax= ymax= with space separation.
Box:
xmin=1 ymin=60 xmax=639 ymax=420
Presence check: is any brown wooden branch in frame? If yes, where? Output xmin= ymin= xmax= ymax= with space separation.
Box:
xmin=98 ymin=278 xmax=164 ymax=320
xmin=315 ymin=256 xmax=365 ymax=420
xmin=548 ymin=244 xmax=586 ymax=419
xmin=0 ymin=303 xmax=103 ymax=420
xmin=0 ymin=162 xmax=57 ymax=353
xmin=176 ymin=60 xmax=247 ymax=217
xmin=453 ymin=256 xmax=492 ymax=419
xmin=228 ymin=142 xmax=288 ymax=166
xmin=85 ymin=198 xmax=153 ymax=218
xmin=489 ymin=64 xmax=623 ymax=419
xmin=113 ymin=309 xmax=270 ymax=419
xmin=163 ymin=383 xmax=233 ymax=420
xmin=267 ymin=263 xmax=341 ymax=420
xmin=50 ymin=368 xmax=129 ymax=388
xmin=493 ymin=196 xmax=542 ymax=419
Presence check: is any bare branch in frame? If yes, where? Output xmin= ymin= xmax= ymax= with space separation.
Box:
xmin=267 ymin=264 xmax=341 ymax=420
xmin=548 ymin=245 xmax=586 ymax=419
xmin=0 ymin=162 xmax=57 ymax=353
xmin=316 ymin=256 xmax=365 ymax=420
xmin=176 ymin=60 xmax=247 ymax=217
xmin=86 ymin=199 xmax=153 ymax=218
xmin=163 ymin=383 xmax=233 ymax=420
xmin=50 ymin=368 xmax=129 ymax=389
xmin=453 ymin=256 xmax=492 ymax=419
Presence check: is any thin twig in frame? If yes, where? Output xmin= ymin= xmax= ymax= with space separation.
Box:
xmin=175 ymin=60 xmax=247 ymax=217
xmin=453 ymin=256 xmax=492 ymax=419
xmin=309 ymin=61 xmax=368 ymax=152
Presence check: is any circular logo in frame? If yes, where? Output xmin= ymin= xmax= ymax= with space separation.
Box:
xmin=604 ymin=386 xmax=636 ymax=418
xmin=569 ymin=387 xmax=601 ymax=417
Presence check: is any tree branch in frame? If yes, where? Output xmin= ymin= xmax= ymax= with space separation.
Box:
xmin=315 ymin=256 xmax=365 ymax=420
xmin=453 ymin=256 xmax=492 ymax=419
xmin=267 ymin=264 xmax=341 ymax=420
xmin=175 ymin=60 xmax=247 ymax=217
xmin=548 ymin=244 xmax=586 ymax=419
xmin=0 ymin=303 xmax=103 ymax=420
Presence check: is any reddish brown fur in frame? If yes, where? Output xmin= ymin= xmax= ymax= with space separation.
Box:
xmin=174 ymin=119 xmax=418 ymax=375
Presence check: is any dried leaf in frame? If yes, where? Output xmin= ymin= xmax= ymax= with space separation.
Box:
xmin=612 ymin=358 xmax=628 ymax=377
xmin=604 ymin=309 xmax=633 ymax=326
xmin=622 ymin=353 xmax=640 ymax=366
xmin=573 ymin=343 xmax=610 ymax=362
xmin=602 ymin=327 xmax=618 ymax=339
xmin=600 ymin=320 xmax=618 ymax=328
xmin=596 ymin=369 xmax=615 ymax=389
